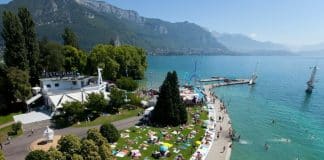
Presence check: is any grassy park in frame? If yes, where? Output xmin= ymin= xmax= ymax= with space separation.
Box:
xmin=0 ymin=112 xmax=21 ymax=126
xmin=74 ymin=108 xmax=143 ymax=127
xmin=112 ymin=106 xmax=208 ymax=159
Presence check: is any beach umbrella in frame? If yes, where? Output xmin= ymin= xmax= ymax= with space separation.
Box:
xmin=162 ymin=142 xmax=173 ymax=147
xmin=160 ymin=145 xmax=168 ymax=152
xmin=195 ymin=141 xmax=201 ymax=145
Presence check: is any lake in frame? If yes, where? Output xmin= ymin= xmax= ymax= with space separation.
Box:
xmin=145 ymin=55 xmax=324 ymax=160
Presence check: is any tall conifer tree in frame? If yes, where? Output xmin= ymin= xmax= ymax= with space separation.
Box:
xmin=151 ymin=71 xmax=187 ymax=126
xmin=18 ymin=8 xmax=40 ymax=86
xmin=1 ymin=11 xmax=28 ymax=71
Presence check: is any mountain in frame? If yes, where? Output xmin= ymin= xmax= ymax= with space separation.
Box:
xmin=0 ymin=0 xmax=230 ymax=55
xmin=213 ymin=32 xmax=293 ymax=55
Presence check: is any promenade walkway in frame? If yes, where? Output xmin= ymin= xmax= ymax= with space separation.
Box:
xmin=205 ymin=85 xmax=232 ymax=160
xmin=2 ymin=116 xmax=142 ymax=160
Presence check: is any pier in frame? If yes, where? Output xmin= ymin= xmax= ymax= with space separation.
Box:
xmin=201 ymin=78 xmax=251 ymax=160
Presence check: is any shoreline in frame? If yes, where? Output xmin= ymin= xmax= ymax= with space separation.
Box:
xmin=205 ymin=85 xmax=233 ymax=160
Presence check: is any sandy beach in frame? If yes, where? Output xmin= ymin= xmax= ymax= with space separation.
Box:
xmin=205 ymin=85 xmax=233 ymax=160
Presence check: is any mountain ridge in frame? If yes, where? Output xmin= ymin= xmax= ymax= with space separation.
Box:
xmin=0 ymin=0 xmax=230 ymax=55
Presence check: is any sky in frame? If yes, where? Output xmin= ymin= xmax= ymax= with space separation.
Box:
xmin=1 ymin=0 xmax=324 ymax=46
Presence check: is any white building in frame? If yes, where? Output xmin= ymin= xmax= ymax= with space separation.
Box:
xmin=27 ymin=68 xmax=109 ymax=115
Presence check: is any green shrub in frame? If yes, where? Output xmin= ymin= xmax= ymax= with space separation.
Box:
xmin=127 ymin=93 xmax=142 ymax=106
xmin=116 ymin=77 xmax=138 ymax=91
xmin=100 ymin=123 xmax=120 ymax=143
xmin=25 ymin=150 xmax=49 ymax=160
xmin=10 ymin=121 xmax=22 ymax=135
xmin=0 ymin=150 xmax=5 ymax=160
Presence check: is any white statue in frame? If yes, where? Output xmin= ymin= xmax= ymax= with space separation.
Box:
xmin=43 ymin=126 xmax=54 ymax=142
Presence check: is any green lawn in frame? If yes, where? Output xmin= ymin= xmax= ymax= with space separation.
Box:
xmin=114 ymin=106 xmax=209 ymax=160
xmin=0 ymin=112 xmax=21 ymax=126
xmin=73 ymin=108 xmax=143 ymax=127
xmin=0 ymin=124 xmax=23 ymax=142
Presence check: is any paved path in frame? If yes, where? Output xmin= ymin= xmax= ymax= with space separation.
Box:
xmin=0 ymin=121 xmax=14 ymax=129
xmin=205 ymin=85 xmax=232 ymax=160
xmin=2 ymin=116 xmax=142 ymax=160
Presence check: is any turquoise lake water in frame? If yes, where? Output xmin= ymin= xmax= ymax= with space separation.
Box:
xmin=145 ymin=56 xmax=324 ymax=160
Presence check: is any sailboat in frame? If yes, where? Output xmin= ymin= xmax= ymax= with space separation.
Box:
xmin=249 ymin=63 xmax=258 ymax=85
xmin=305 ymin=65 xmax=318 ymax=93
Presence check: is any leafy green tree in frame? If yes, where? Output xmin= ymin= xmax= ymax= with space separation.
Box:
xmin=127 ymin=93 xmax=141 ymax=106
xmin=62 ymin=101 xmax=85 ymax=124
xmin=71 ymin=154 xmax=83 ymax=160
xmin=0 ymin=150 xmax=5 ymax=160
xmin=88 ymin=44 xmax=119 ymax=80
xmin=80 ymin=139 xmax=101 ymax=160
xmin=108 ymin=88 xmax=125 ymax=113
xmin=62 ymin=27 xmax=79 ymax=49
xmin=100 ymin=123 xmax=120 ymax=143
xmin=48 ymin=148 xmax=66 ymax=160
xmin=86 ymin=128 xmax=108 ymax=146
xmin=57 ymin=135 xmax=81 ymax=156
xmin=63 ymin=46 xmax=87 ymax=73
xmin=151 ymin=71 xmax=187 ymax=126
xmin=116 ymin=77 xmax=138 ymax=91
xmin=88 ymin=44 xmax=147 ymax=80
xmin=25 ymin=150 xmax=49 ymax=160
xmin=6 ymin=67 xmax=32 ymax=102
xmin=98 ymin=143 xmax=113 ymax=160
xmin=39 ymin=41 xmax=65 ymax=72
xmin=18 ymin=7 xmax=40 ymax=86
xmin=1 ymin=11 xmax=28 ymax=71
xmin=85 ymin=93 xmax=108 ymax=116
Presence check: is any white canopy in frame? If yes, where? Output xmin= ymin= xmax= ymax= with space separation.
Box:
xmin=13 ymin=111 xmax=51 ymax=124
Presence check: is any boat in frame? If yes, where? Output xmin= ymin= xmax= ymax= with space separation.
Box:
xmin=305 ymin=65 xmax=318 ymax=93
xmin=249 ymin=63 xmax=258 ymax=85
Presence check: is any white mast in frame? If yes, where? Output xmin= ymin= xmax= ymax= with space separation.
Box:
xmin=97 ymin=68 xmax=103 ymax=85
xmin=306 ymin=65 xmax=318 ymax=93
xmin=249 ymin=63 xmax=258 ymax=85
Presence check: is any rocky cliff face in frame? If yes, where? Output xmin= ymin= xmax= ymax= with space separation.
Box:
xmin=74 ymin=0 xmax=145 ymax=24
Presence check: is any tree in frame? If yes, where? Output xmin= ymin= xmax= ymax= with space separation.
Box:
xmin=62 ymin=101 xmax=85 ymax=124
xmin=18 ymin=7 xmax=40 ymax=86
xmin=127 ymin=93 xmax=141 ymax=106
xmin=0 ymin=150 xmax=5 ymax=160
xmin=85 ymin=93 xmax=108 ymax=117
xmin=39 ymin=41 xmax=65 ymax=72
xmin=108 ymin=88 xmax=125 ymax=113
xmin=86 ymin=128 xmax=108 ymax=146
xmin=100 ymin=123 xmax=120 ymax=143
xmin=25 ymin=150 xmax=49 ymax=160
xmin=87 ymin=44 xmax=147 ymax=80
xmin=71 ymin=154 xmax=83 ymax=160
xmin=57 ymin=135 xmax=81 ymax=156
xmin=1 ymin=11 xmax=28 ymax=71
xmin=48 ymin=148 xmax=66 ymax=160
xmin=98 ymin=144 xmax=113 ymax=160
xmin=63 ymin=46 xmax=87 ymax=73
xmin=151 ymin=71 xmax=187 ymax=126
xmin=80 ymin=139 xmax=101 ymax=160
xmin=62 ymin=27 xmax=79 ymax=48
xmin=6 ymin=67 xmax=32 ymax=103
xmin=116 ymin=77 xmax=138 ymax=91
